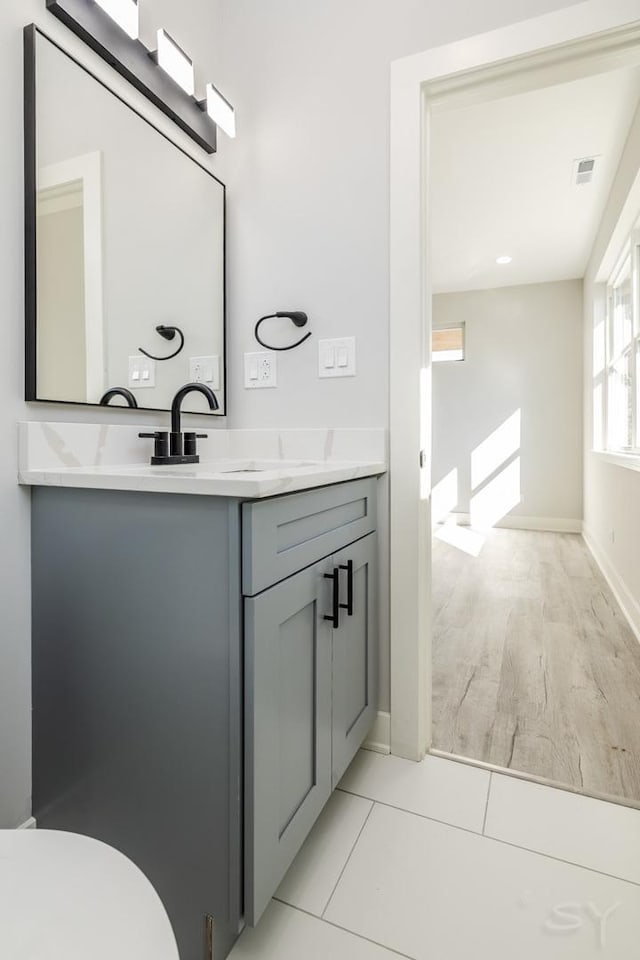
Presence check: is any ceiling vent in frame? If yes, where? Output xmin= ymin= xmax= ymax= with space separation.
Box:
xmin=574 ymin=157 xmax=597 ymax=186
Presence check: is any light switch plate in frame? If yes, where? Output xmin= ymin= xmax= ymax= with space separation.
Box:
xmin=244 ymin=352 xmax=277 ymax=389
xmin=318 ymin=337 xmax=356 ymax=378
xmin=128 ymin=355 xmax=156 ymax=389
xmin=190 ymin=355 xmax=221 ymax=389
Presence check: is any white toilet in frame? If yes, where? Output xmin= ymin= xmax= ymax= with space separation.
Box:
xmin=0 ymin=829 xmax=179 ymax=960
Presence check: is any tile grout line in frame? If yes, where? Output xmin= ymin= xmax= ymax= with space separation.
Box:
xmin=337 ymin=787 xmax=640 ymax=888
xmin=481 ymin=772 xmax=493 ymax=835
xmin=337 ymin=785 xmax=489 ymax=839
xmin=320 ymin=799 xmax=375 ymax=920
xmin=274 ymin=898 xmax=417 ymax=960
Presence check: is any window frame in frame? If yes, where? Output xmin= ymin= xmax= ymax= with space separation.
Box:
xmin=432 ymin=321 xmax=465 ymax=364
xmin=603 ymin=233 xmax=640 ymax=455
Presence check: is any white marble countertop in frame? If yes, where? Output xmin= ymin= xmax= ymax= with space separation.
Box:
xmin=18 ymin=423 xmax=387 ymax=499
xmin=19 ymin=457 xmax=386 ymax=498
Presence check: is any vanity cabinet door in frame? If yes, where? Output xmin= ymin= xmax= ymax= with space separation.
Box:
xmin=331 ymin=534 xmax=378 ymax=788
xmin=245 ymin=560 xmax=333 ymax=925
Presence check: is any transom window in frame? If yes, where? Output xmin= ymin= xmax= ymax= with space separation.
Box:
xmin=432 ymin=323 xmax=465 ymax=363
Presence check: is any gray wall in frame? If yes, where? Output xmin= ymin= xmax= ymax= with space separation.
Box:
xmin=0 ymin=0 xmax=579 ymax=825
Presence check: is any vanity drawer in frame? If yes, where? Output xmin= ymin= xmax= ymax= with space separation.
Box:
xmin=242 ymin=478 xmax=377 ymax=596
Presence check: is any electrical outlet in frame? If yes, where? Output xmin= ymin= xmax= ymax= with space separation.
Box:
xmin=190 ymin=355 xmax=221 ymax=388
xmin=128 ymin=356 xmax=156 ymax=389
xmin=244 ymin=352 xmax=277 ymax=389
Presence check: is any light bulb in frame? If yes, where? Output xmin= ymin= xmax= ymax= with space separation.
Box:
xmin=156 ymin=28 xmax=195 ymax=97
xmin=205 ymin=83 xmax=236 ymax=138
xmin=94 ymin=0 xmax=139 ymax=40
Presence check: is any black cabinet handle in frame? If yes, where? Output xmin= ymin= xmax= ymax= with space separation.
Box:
xmin=339 ymin=560 xmax=354 ymax=616
xmin=323 ymin=569 xmax=339 ymax=629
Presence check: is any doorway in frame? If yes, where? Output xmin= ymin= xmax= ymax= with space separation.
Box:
xmin=388 ymin=1 xmax=640 ymax=797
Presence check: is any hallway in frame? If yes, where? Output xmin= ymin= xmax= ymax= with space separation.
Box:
xmin=432 ymin=527 xmax=640 ymax=803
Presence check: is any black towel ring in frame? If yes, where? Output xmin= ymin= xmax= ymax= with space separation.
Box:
xmin=254 ymin=312 xmax=311 ymax=352
xmin=139 ymin=325 xmax=185 ymax=361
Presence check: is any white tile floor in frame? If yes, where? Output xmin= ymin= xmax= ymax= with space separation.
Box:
xmin=230 ymin=751 xmax=640 ymax=959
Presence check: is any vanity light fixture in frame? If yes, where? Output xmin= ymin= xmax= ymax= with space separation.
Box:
xmin=203 ymin=83 xmax=236 ymax=139
xmin=44 ymin=0 xmax=234 ymax=154
xmin=154 ymin=28 xmax=195 ymax=97
xmin=93 ymin=0 xmax=138 ymax=40
xmin=496 ymin=255 xmax=513 ymax=265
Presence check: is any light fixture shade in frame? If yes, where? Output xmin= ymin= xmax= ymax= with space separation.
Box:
xmin=496 ymin=256 xmax=512 ymax=265
xmin=157 ymin=28 xmax=195 ymax=97
xmin=205 ymin=83 xmax=236 ymax=138
xmin=93 ymin=0 xmax=139 ymax=40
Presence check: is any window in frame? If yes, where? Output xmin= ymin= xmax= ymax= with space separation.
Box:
xmin=604 ymin=242 xmax=640 ymax=453
xmin=433 ymin=323 xmax=465 ymax=363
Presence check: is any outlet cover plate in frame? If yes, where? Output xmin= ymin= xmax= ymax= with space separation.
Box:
xmin=318 ymin=337 xmax=356 ymax=378
xmin=189 ymin=355 xmax=221 ymax=389
xmin=244 ymin=352 xmax=277 ymax=389
xmin=128 ymin=355 xmax=156 ymax=389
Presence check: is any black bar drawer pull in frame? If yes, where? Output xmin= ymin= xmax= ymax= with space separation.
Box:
xmin=339 ymin=560 xmax=354 ymax=616
xmin=324 ymin=569 xmax=339 ymax=629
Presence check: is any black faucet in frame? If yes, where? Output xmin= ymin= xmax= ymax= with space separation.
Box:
xmin=100 ymin=387 xmax=139 ymax=408
xmin=139 ymin=382 xmax=219 ymax=465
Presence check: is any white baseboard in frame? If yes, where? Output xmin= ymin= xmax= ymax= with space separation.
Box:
xmin=364 ymin=711 xmax=391 ymax=754
xmin=583 ymin=528 xmax=640 ymax=644
xmin=17 ymin=817 xmax=36 ymax=830
xmin=448 ymin=513 xmax=583 ymax=534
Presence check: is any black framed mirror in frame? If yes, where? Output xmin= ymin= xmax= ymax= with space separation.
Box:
xmin=24 ymin=25 xmax=226 ymax=416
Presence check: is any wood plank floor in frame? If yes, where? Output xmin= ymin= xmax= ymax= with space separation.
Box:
xmin=431 ymin=527 xmax=640 ymax=804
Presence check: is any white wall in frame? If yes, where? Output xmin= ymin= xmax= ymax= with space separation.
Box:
xmin=219 ymin=0 xmax=583 ymax=714
xmin=584 ymin=100 xmax=640 ymax=638
xmin=432 ymin=282 xmax=584 ymax=526
xmin=0 ymin=0 xmax=581 ymax=825
xmin=0 ymin=0 xmax=226 ymax=829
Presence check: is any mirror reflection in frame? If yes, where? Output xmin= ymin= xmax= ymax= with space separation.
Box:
xmin=31 ymin=31 xmax=225 ymax=415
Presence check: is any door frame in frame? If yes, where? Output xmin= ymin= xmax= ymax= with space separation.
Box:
xmin=388 ymin=0 xmax=640 ymax=760
xmin=38 ymin=152 xmax=105 ymax=402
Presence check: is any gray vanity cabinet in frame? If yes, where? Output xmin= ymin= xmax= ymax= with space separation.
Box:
xmin=244 ymin=561 xmax=333 ymax=926
xmin=331 ymin=534 xmax=378 ymax=788
xmin=242 ymin=480 xmax=378 ymax=925
xmin=31 ymin=477 xmax=379 ymax=958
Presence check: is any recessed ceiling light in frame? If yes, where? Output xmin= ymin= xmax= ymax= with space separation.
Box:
xmin=496 ymin=256 xmax=512 ymax=265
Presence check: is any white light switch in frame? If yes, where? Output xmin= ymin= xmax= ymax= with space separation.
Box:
xmin=128 ymin=356 xmax=156 ymax=389
xmin=318 ymin=338 xmax=356 ymax=378
xmin=245 ymin=352 xmax=277 ymax=389
xmin=189 ymin=356 xmax=221 ymax=389
xmin=323 ymin=346 xmax=336 ymax=369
